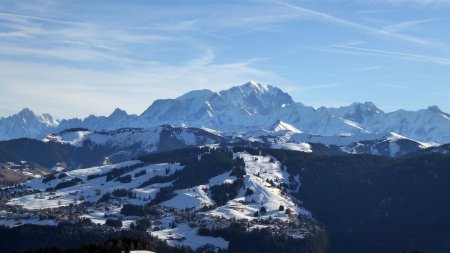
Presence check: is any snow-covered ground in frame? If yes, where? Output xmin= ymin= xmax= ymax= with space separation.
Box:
xmin=8 ymin=161 xmax=184 ymax=210
xmin=151 ymin=223 xmax=228 ymax=251
xmin=44 ymin=130 xmax=91 ymax=147
xmin=161 ymin=185 xmax=214 ymax=210
xmin=160 ymin=171 xmax=238 ymax=210
xmin=207 ymin=153 xmax=309 ymax=221
xmin=208 ymin=171 xmax=237 ymax=186
xmin=0 ymin=218 xmax=57 ymax=228
xmin=271 ymin=142 xmax=312 ymax=152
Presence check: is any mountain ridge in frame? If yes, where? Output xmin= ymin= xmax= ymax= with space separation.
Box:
xmin=1 ymin=81 xmax=449 ymax=143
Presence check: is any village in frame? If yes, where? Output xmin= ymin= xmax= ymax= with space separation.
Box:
xmin=1 ymin=181 xmax=311 ymax=241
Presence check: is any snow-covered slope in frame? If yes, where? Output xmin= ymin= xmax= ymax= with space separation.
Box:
xmin=287 ymin=131 xmax=432 ymax=157
xmin=44 ymin=125 xmax=224 ymax=161
xmin=208 ymin=153 xmax=309 ymax=221
xmin=339 ymin=132 xmax=434 ymax=157
xmin=270 ymin=120 xmax=302 ymax=133
xmin=418 ymin=143 xmax=450 ymax=155
xmin=291 ymin=131 xmax=431 ymax=147
xmin=238 ymin=121 xmax=433 ymax=157
xmin=328 ymin=103 xmax=450 ymax=143
xmin=8 ymin=161 xmax=183 ymax=209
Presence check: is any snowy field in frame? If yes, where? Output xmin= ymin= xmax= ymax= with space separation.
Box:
xmin=151 ymin=223 xmax=228 ymax=251
xmin=8 ymin=161 xmax=183 ymax=210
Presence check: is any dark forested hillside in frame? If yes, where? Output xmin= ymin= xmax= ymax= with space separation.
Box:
xmin=140 ymin=147 xmax=246 ymax=205
xmin=0 ymin=138 xmax=114 ymax=169
xmin=267 ymin=149 xmax=450 ymax=253
xmin=0 ymin=223 xmax=190 ymax=253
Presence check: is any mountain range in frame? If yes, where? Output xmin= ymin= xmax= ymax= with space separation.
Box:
xmin=1 ymin=81 xmax=449 ymax=144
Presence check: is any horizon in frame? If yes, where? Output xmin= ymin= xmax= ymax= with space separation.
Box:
xmin=1 ymin=81 xmax=449 ymax=120
xmin=1 ymin=0 xmax=450 ymax=118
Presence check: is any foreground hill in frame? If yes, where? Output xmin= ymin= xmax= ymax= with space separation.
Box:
xmin=1 ymin=147 xmax=327 ymax=253
xmin=1 ymin=147 xmax=450 ymax=252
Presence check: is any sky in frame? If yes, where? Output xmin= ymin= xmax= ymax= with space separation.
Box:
xmin=1 ymin=0 xmax=450 ymax=118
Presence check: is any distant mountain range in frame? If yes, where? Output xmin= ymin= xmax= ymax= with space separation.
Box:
xmin=1 ymin=81 xmax=449 ymax=144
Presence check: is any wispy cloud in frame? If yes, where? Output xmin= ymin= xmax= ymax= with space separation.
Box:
xmin=0 ymin=9 xmax=189 ymax=66
xmin=372 ymin=0 xmax=450 ymax=4
xmin=354 ymin=66 xmax=383 ymax=71
xmin=214 ymin=13 xmax=302 ymax=28
xmin=0 ymin=43 xmax=115 ymax=61
xmin=297 ymin=83 xmax=338 ymax=92
xmin=146 ymin=20 xmax=198 ymax=32
xmin=277 ymin=1 xmax=442 ymax=47
xmin=382 ymin=18 xmax=441 ymax=33
xmin=0 ymin=11 xmax=175 ymax=44
xmin=0 ymin=11 xmax=89 ymax=26
xmin=381 ymin=83 xmax=413 ymax=90
xmin=356 ymin=9 xmax=394 ymax=14
xmin=330 ymin=45 xmax=450 ymax=66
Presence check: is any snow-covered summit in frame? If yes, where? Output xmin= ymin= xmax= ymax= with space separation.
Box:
xmin=213 ymin=81 xmax=294 ymax=115
xmin=109 ymin=108 xmax=128 ymax=119
xmin=15 ymin=108 xmax=59 ymax=127
xmin=328 ymin=101 xmax=383 ymax=123
xmin=270 ymin=120 xmax=302 ymax=133
xmin=427 ymin=105 xmax=450 ymax=118
xmin=138 ymin=82 xmax=297 ymax=131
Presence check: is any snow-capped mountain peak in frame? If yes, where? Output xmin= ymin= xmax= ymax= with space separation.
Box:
xmin=109 ymin=108 xmax=128 ymax=118
xmin=176 ymin=89 xmax=214 ymax=102
xmin=329 ymin=101 xmax=383 ymax=123
xmin=427 ymin=105 xmax=443 ymax=113
xmin=0 ymin=108 xmax=59 ymax=140
xmin=13 ymin=108 xmax=58 ymax=127
xmin=138 ymin=82 xmax=297 ymax=130
xmin=358 ymin=101 xmax=383 ymax=114
xmin=242 ymin=81 xmax=270 ymax=94
xmin=17 ymin=108 xmax=35 ymax=119
xmin=427 ymin=105 xmax=450 ymax=118
xmin=270 ymin=120 xmax=302 ymax=133
xmin=211 ymin=82 xmax=295 ymax=117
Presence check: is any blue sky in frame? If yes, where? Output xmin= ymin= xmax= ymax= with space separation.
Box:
xmin=1 ymin=0 xmax=450 ymax=118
